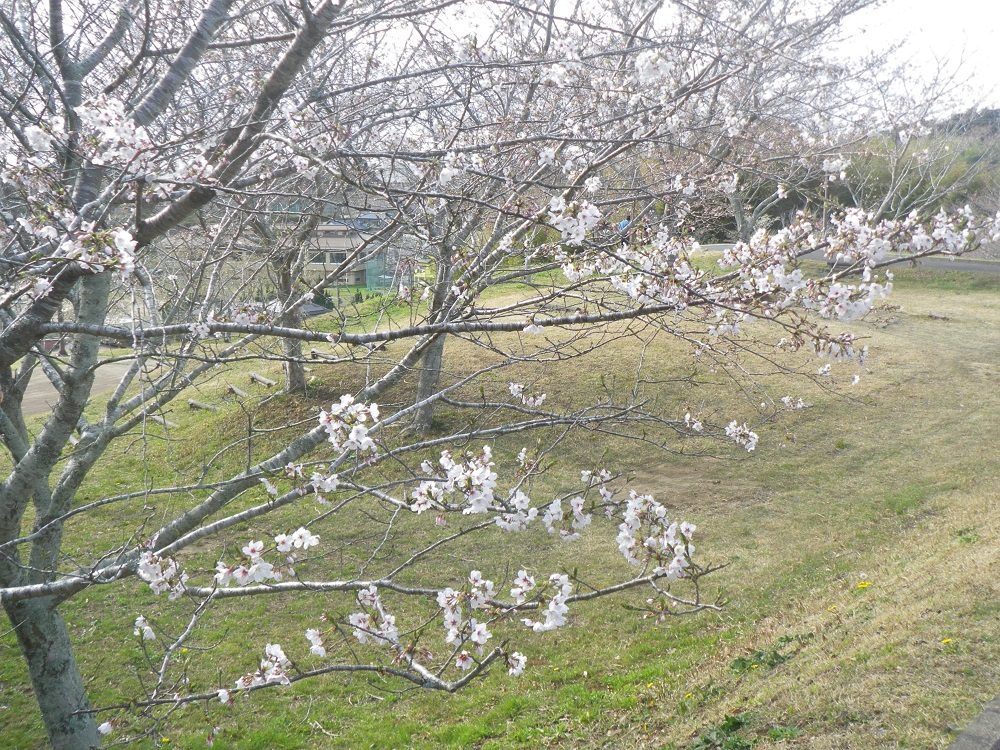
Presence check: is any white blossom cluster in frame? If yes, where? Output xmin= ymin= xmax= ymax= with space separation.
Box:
xmin=214 ymin=528 xmax=319 ymax=587
xmin=822 ymin=156 xmax=848 ymax=181
xmin=438 ymin=151 xmax=465 ymax=186
xmin=824 ymin=208 xmax=892 ymax=265
xmin=559 ymin=144 xmax=590 ymax=177
xmin=557 ymin=230 xmax=701 ymax=308
xmin=633 ymin=49 xmax=676 ymax=108
xmin=410 ymin=446 xmax=497 ymax=514
xmin=673 ymin=173 xmax=698 ymax=196
xmin=495 ymin=466 xmax=612 ymax=533
xmin=309 ymin=469 xmax=340 ymax=504
xmin=5 ymin=213 xmax=137 ymax=276
xmin=725 ymin=421 xmax=759 ymax=452
xmin=520 ymin=573 xmax=573 ymax=632
xmin=133 ymin=615 xmax=155 ymax=641
xmin=258 ymin=463 xmax=313 ymax=499
xmin=810 ymin=331 xmax=867 ymax=363
xmin=508 ymin=381 xmax=546 ymax=408
xmin=233 ymin=643 xmax=292 ymax=689
xmin=229 ymin=302 xmax=273 ymax=327
xmin=136 ymin=552 xmax=189 ymax=600
xmin=73 ymin=97 xmax=153 ymax=175
xmin=802 ymin=278 xmax=892 ymax=322
xmin=781 ymin=396 xmax=809 ymax=409
xmin=827 ymin=206 xmax=999 ymax=265
xmin=716 ymin=173 xmax=739 ymax=195
xmin=684 ymin=412 xmax=704 ymax=432
xmin=318 ymin=395 xmax=380 ymax=454
xmin=494 ymin=489 xmax=538 ymax=532
xmin=304 ymin=626 xmax=326 ymax=657
xmin=547 ymin=197 xmax=602 ymax=246
xmin=616 ymin=491 xmax=696 ymax=578
xmin=336 ymin=572 xmax=529 ymax=677
xmin=538 ymin=146 xmax=557 ymax=167
xmin=540 ymin=496 xmax=592 ymax=542
xmin=348 ymin=585 xmax=399 ymax=646
xmin=438 ymin=570 xmax=496 ymax=670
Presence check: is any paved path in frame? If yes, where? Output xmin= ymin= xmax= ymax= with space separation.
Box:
xmin=21 ymin=362 xmax=134 ymax=417
xmin=950 ymin=697 xmax=1000 ymax=749
xmin=700 ymin=243 xmax=1000 ymax=275
xmin=800 ymin=250 xmax=1000 ymax=275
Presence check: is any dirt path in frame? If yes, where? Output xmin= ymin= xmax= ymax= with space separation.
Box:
xmin=21 ymin=362 xmax=135 ymax=417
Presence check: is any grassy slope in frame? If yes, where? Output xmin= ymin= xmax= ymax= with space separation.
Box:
xmin=1 ymin=268 xmax=998 ymax=749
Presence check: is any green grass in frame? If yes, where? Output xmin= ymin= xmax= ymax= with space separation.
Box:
xmin=2 ymin=268 xmax=1000 ymax=748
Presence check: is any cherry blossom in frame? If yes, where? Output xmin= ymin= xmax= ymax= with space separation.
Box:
xmin=781 ymin=396 xmax=809 ymax=409
xmin=507 ymin=652 xmax=527 ymax=676
xmin=241 ymin=540 xmax=265 ymax=560
xmin=319 ymin=396 xmax=380 ymax=454
xmin=290 ymin=528 xmax=320 ymax=549
xmin=510 ymin=570 xmax=536 ymax=604
xmin=616 ymin=491 xmax=696 ymax=578
xmin=235 ymin=644 xmax=293 ymax=689
xmin=348 ymin=586 xmax=399 ymax=646
xmin=469 ymin=620 xmax=492 ymax=646
xmin=273 ymin=535 xmax=292 ymax=554
xmin=305 ymin=628 xmax=326 ymax=658
xmin=725 ymin=422 xmax=759 ymax=452
xmin=133 ymin=616 xmax=155 ymax=641
xmin=137 ymin=552 xmax=188 ymax=599
xmin=521 ymin=574 xmax=574 ymax=632
xmin=508 ymin=382 xmax=546 ymax=408
xmin=547 ymin=200 xmax=602 ymax=246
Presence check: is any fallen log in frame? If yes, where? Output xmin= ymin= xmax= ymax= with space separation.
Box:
xmin=187 ymin=399 xmax=220 ymax=412
xmin=249 ymin=372 xmax=277 ymax=387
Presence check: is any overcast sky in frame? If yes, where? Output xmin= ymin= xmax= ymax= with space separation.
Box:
xmin=839 ymin=0 xmax=1000 ymax=110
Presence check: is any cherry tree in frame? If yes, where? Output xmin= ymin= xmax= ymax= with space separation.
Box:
xmin=2 ymin=0 xmax=998 ymax=747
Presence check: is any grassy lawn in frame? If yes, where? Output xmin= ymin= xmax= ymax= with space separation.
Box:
xmin=1 ymin=267 xmax=998 ymax=748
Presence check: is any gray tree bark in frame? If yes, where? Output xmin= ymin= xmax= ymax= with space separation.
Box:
xmin=0 ymin=273 xmax=110 ymax=748
xmin=257 ymin=213 xmax=316 ymax=396
xmin=411 ymin=332 xmax=446 ymax=435
xmin=274 ymin=257 xmax=307 ymax=395
xmin=411 ymin=235 xmax=455 ymax=434
xmin=3 ymin=598 xmax=100 ymax=750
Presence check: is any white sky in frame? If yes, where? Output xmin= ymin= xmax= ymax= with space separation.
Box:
xmin=839 ymin=0 xmax=1000 ymax=110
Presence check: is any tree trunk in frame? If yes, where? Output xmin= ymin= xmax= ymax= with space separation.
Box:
xmin=411 ymin=333 xmax=445 ymax=435
xmin=3 ymin=597 xmax=100 ymax=750
xmin=282 ymin=334 xmax=307 ymax=395
xmin=411 ymin=232 xmax=455 ymax=434
xmin=730 ymin=192 xmax=751 ymax=241
xmin=272 ymin=244 xmax=307 ymax=395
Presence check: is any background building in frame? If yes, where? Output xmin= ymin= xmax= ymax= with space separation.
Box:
xmin=306 ymin=213 xmax=385 ymax=287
